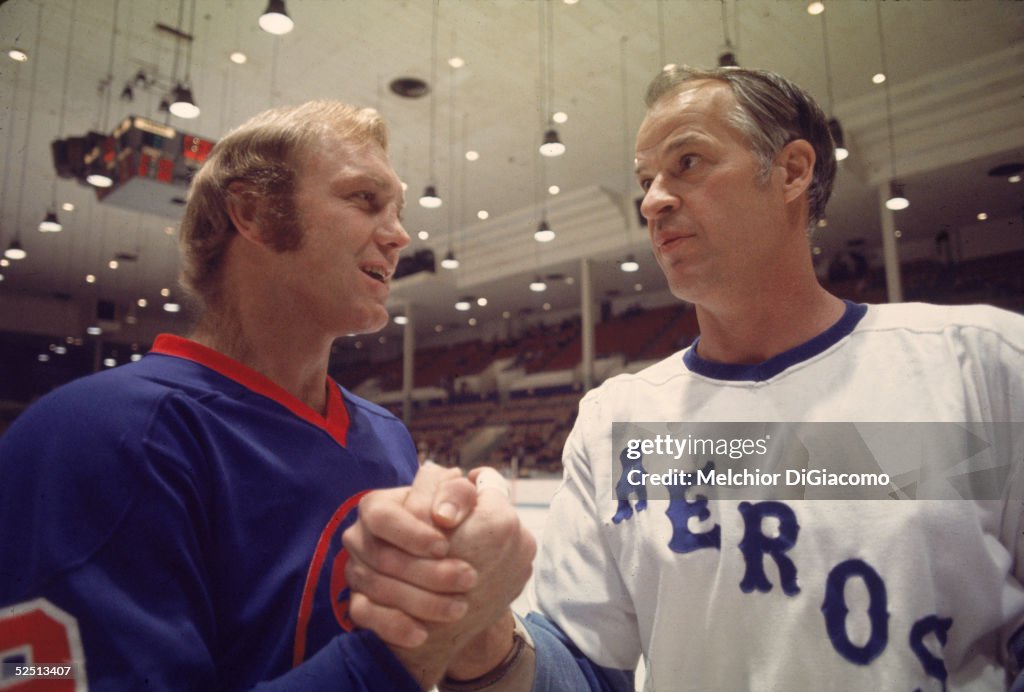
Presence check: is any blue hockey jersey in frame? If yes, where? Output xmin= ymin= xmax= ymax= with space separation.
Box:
xmin=0 ymin=334 xmax=421 ymax=690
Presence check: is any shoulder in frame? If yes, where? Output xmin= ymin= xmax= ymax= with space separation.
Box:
xmin=337 ymin=387 xmax=418 ymax=477
xmin=860 ymin=302 xmax=1024 ymax=352
xmin=340 ymin=387 xmax=403 ymax=424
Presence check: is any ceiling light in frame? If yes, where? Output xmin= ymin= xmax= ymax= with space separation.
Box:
xmin=137 ymin=298 xmax=148 ymax=308
xmin=885 ymin=181 xmax=909 ymax=211
xmin=86 ymin=160 xmax=114 ymax=188
xmin=468 ymin=318 xmax=477 ymax=326
xmin=85 ymin=274 xmax=96 ymax=283
xmin=477 ymin=210 xmax=489 ymax=220
xmin=108 ymin=259 xmax=119 ymax=270
xmin=987 ymin=163 xmax=1024 ymax=182
xmin=534 ymin=220 xmax=556 ymax=243
xmin=4 ymin=240 xmax=27 ymax=260
xmin=169 ymin=84 xmax=200 ymax=119
xmin=634 ymin=283 xmax=643 ymax=292
xmin=103 ymin=358 xmax=117 ymax=368
xmin=163 ymin=301 xmax=181 ymax=313
xmin=393 ymin=315 xmax=408 ymax=325
xmin=552 ymin=111 xmax=568 ymax=124
xmin=61 ymin=202 xmax=74 ymax=212
xmin=828 ymin=118 xmax=848 ymax=161
xmin=448 ymin=56 xmax=465 ymax=68
xmin=543 ymin=303 xmax=552 ymax=311
xmin=718 ymin=52 xmax=739 ymax=67
xmin=7 ymin=48 xmax=28 ymax=62
xmin=38 ymin=211 xmax=62 ymax=233
xmin=38 ymin=354 xmax=50 ymax=362
xmin=0 ymin=273 xmax=4 ymax=282
xmin=529 ymin=276 xmax=548 ymax=292
xmin=419 ymin=185 xmax=442 ymax=208
xmin=160 ymin=287 xmax=171 ymax=297
xmin=817 ymin=217 xmax=829 ymax=228
xmin=620 ymin=255 xmax=640 ymax=272
xmin=230 ymin=51 xmax=248 ymax=64
xmin=259 ymin=0 xmax=294 ymax=34
xmin=539 ymin=129 xmax=565 ymax=157
xmin=477 ymin=297 xmax=488 ymax=307
xmin=86 ymin=326 xmax=102 ymax=336
xmin=977 ymin=212 xmax=988 ymax=221
xmin=455 ymin=298 xmax=472 ymax=311
xmin=417 ymin=230 xmax=430 ymax=240
xmin=548 ymin=185 xmax=560 ymax=195
xmin=807 ymin=2 xmax=825 ymax=15
xmin=872 ymin=73 xmax=886 ymax=84
xmin=440 ymin=249 xmax=459 ymax=270
xmin=131 ymin=354 xmax=142 ymax=362
xmin=465 ymin=150 xmax=479 ymax=161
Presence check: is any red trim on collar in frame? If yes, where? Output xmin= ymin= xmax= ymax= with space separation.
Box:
xmin=150 ymin=334 xmax=349 ymax=448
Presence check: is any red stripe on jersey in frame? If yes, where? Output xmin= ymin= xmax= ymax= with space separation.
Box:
xmin=292 ymin=490 xmax=370 ymax=667
xmin=150 ymin=334 xmax=349 ymax=447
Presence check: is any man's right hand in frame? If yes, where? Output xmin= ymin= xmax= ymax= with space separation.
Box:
xmin=342 ymin=464 xmax=536 ymax=687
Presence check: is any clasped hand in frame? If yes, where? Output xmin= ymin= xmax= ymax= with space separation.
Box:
xmin=342 ymin=463 xmax=536 ymax=685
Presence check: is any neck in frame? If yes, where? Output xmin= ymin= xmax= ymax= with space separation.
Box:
xmin=693 ymin=278 xmax=845 ymax=366
xmin=190 ymin=292 xmax=333 ymax=416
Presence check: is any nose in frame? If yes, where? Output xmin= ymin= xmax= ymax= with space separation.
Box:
xmin=379 ymin=207 xmax=411 ymax=250
xmin=639 ymin=174 xmax=680 ymax=225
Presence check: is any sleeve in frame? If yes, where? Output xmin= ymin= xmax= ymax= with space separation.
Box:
xmin=523 ymin=613 xmax=634 ymax=692
xmin=532 ymin=392 xmax=644 ymax=670
xmin=0 ymin=387 xmax=419 ymax=691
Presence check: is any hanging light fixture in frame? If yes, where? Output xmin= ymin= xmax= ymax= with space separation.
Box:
xmin=534 ymin=219 xmax=555 ymax=243
xmin=539 ymin=129 xmax=565 ymax=157
xmin=4 ymin=239 xmax=27 ymax=261
xmin=419 ymin=184 xmax=442 ymax=209
xmin=38 ymin=210 xmax=62 ymax=232
xmin=717 ymin=0 xmax=739 ymax=67
xmin=420 ymin=1 xmax=442 ymax=208
xmin=454 ymin=297 xmax=472 ymax=311
xmin=828 ymin=118 xmax=848 ymax=162
xmin=820 ymin=10 xmax=848 ymax=162
xmin=169 ymin=0 xmax=200 ymax=118
xmin=876 ymin=1 xmax=908 ymax=212
xmin=537 ymin=1 xmax=565 ymax=158
xmin=620 ymin=255 xmax=640 ymax=272
xmin=169 ymin=83 xmax=199 ymax=119
xmin=259 ymin=0 xmax=294 ymax=35
xmin=529 ymin=275 xmax=548 ymax=292
xmin=440 ymin=249 xmax=459 ymax=270
xmin=885 ymin=182 xmax=909 ymax=210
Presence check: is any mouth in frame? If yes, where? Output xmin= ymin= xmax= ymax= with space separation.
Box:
xmin=360 ymin=264 xmax=392 ymax=284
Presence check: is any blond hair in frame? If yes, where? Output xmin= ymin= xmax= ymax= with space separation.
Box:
xmin=179 ymin=101 xmax=388 ymax=308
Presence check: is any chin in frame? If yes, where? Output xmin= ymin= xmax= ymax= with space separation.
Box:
xmin=343 ymin=307 xmax=389 ymax=336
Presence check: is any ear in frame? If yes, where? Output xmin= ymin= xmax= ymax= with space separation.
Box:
xmin=225 ymin=181 xmax=268 ymax=246
xmin=777 ymin=139 xmax=815 ymax=204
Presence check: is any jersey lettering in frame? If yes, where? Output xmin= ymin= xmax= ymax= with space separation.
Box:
xmin=822 ymin=558 xmax=890 ymax=665
xmin=0 ymin=598 xmax=85 ymax=690
xmin=666 ymin=461 xmax=721 ymax=553
xmin=613 ymin=446 xmax=648 ymax=524
xmin=737 ymin=501 xmax=800 ymax=596
xmin=909 ymin=614 xmax=953 ymax=691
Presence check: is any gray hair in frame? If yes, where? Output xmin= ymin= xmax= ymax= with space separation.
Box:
xmin=645 ymin=65 xmax=837 ymax=230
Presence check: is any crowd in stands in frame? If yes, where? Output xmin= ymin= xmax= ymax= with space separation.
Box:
xmin=3 ymin=249 xmax=1023 ymax=470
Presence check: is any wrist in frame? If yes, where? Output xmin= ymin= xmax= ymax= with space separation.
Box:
xmin=444 ymin=611 xmax=516 ymax=681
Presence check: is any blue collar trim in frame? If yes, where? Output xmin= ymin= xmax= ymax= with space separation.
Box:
xmin=682 ymin=300 xmax=868 ymax=382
